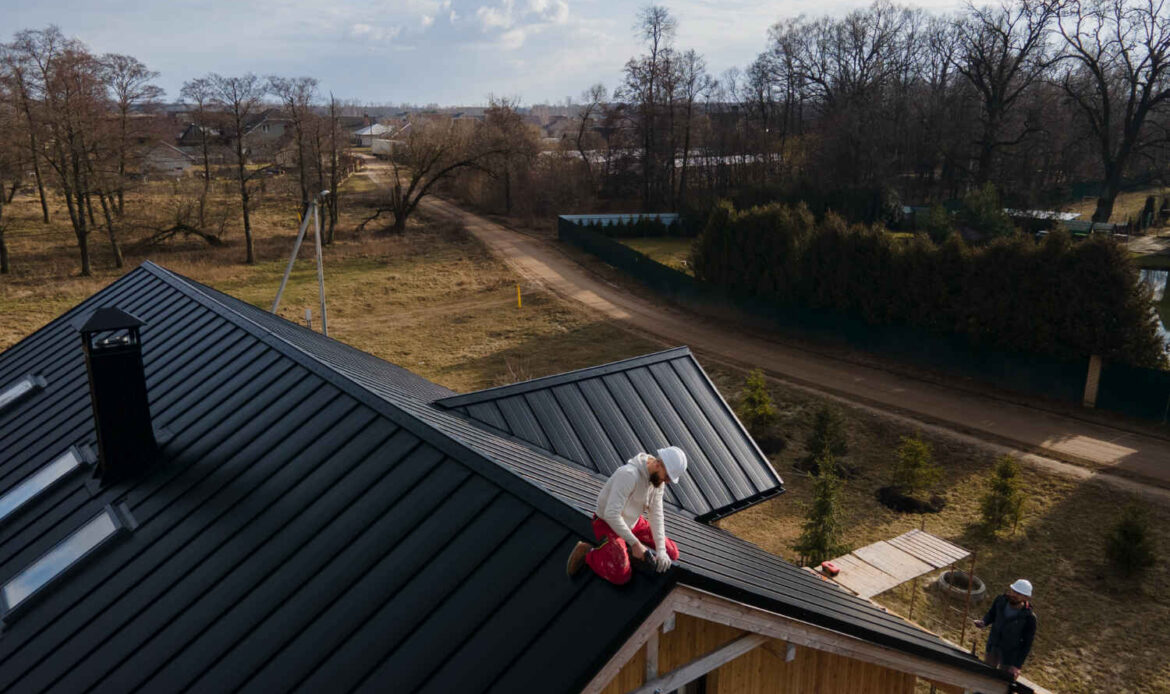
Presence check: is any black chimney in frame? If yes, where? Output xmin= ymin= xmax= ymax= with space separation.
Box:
xmin=79 ymin=307 xmax=158 ymax=484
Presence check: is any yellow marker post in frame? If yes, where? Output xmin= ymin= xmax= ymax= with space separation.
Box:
xmin=516 ymin=284 xmax=522 ymax=309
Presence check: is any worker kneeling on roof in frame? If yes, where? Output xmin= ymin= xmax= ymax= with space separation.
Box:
xmin=566 ymin=446 xmax=687 ymax=584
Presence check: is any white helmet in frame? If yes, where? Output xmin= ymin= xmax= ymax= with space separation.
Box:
xmin=1010 ymin=579 xmax=1033 ymax=598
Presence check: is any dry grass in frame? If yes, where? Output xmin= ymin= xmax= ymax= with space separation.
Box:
xmin=708 ymin=365 xmax=1170 ymax=694
xmin=617 ymin=236 xmax=696 ymax=275
xmin=1067 ymin=186 xmax=1170 ymax=225
xmin=0 ymin=172 xmax=661 ymax=392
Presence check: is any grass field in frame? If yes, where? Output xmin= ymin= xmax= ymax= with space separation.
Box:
xmin=616 ymin=236 xmax=695 ymax=275
xmin=710 ymin=366 xmax=1170 ymax=694
xmin=4 ymin=172 xmax=1170 ymax=692
xmin=1068 ymin=186 xmax=1170 ymax=225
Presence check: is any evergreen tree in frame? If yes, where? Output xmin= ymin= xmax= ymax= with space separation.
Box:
xmin=793 ymin=457 xmax=848 ymax=565
xmin=980 ymin=455 xmax=1025 ymax=533
xmin=1106 ymin=503 xmax=1157 ymax=577
xmin=958 ymin=183 xmax=1015 ymax=239
xmin=890 ymin=434 xmax=942 ymax=496
xmin=806 ymin=405 xmax=848 ymax=472
xmin=923 ymin=204 xmax=954 ymax=244
xmin=736 ymin=369 xmax=778 ymax=436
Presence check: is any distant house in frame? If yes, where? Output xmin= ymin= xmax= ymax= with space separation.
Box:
xmin=353 ymin=123 xmax=394 ymax=146
xmin=241 ymin=109 xmax=294 ymax=152
xmin=142 ymin=142 xmax=195 ymax=176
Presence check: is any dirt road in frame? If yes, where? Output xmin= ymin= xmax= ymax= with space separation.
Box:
xmin=358 ymin=157 xmax=1170 ymax=499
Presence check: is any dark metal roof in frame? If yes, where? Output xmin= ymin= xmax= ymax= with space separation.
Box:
xmin=0 ymin=261 xmax=1001 ymax=691
xmin=436 ymin=347 xmax=784 ymax=521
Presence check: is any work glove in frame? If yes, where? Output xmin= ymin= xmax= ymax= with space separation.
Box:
xmin=653 ymin=549 xmax=672 ymax=573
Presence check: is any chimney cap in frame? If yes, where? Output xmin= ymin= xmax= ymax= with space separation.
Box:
xmin=79 ymin=307 xmax=145 ymax=334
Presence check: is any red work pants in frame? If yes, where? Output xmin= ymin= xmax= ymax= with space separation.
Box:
xmin=585 ymin=515 xmax=680 ymax=585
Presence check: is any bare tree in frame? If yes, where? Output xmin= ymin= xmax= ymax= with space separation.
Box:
xmin=673 ymin=49 xmax=713 ymax=207
xmin=207 ymin=72 xmax=266 ymax=263
xmin=623 ymin=4 xmax=678 ymax=209
xmin=100 ymin=53 xmax=162 ymax=215
xmin=366 ymin=118 xmax=495 ymax=234
xmin=481 ymin=96 xmax=539 ymax=215
xmin=1058 ymin=0 xmax=1170 ymax=222
xmin=954 ymin=0 xmax=1058 ymax=182
xmin=11 ymin=27 xmax=110 ymax=275
xmin=179 ymin=76 xmax=217 ymax=229
xmin=0 ymin=75 xmax=18 ymax=273
xmin=267 ymin=75 xmax=318 ymax=215
xmin=575 ymin=83 xmax=607 ymax=185
xmin=0 ymin=40 xmax=50 ymax=223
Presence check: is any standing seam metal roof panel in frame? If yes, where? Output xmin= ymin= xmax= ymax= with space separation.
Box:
xmin=436 ymin=346 xmax=785 ymax=520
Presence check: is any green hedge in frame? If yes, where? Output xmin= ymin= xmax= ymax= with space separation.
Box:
xmin=581 ymin=217 xmax=685 ymax=239
xmin=691 ymin=201 xmax=1166 ymax=368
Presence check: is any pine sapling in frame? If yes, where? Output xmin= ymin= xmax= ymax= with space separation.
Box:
xmin=793 ymin=454 xmax=848 ymax=566
xmin=980 ymin=455 xmax=1025 ymax=534
xmin=1106 ymin=503 xmax=1157 ymax=577
xmin=890 ymin=434 xmax=941 ymax=497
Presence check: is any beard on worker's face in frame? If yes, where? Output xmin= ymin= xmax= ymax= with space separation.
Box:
xmin=650 ymin=471 xmax=665 ymax=487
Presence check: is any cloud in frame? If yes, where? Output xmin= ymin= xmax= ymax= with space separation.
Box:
xmin=476 ymin=1 xmax=515 ymax=30
xmin=498 ymin=27 xmax=527 ymax=50
xmin=349 ymin=22 xmax=402 ymax=42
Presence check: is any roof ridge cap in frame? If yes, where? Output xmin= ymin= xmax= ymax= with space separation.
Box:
xmin=435 ymin=345 xmax=692 ymax=408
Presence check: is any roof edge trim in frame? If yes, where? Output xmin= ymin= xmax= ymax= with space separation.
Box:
xmin=434 ymin=346 xmax=694 ymax=409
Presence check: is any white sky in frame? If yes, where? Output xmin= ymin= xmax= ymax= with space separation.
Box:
xmin=5 ymin=0 xmax=965 ymax=106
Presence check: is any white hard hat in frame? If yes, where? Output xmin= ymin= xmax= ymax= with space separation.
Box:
xmin=1010 ymin=579 xmax=1033 ymax=598
xmin=657 ymin=446 xmax=688 ymax=484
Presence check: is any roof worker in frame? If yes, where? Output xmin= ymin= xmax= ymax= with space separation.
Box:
xmin=566 ymin=446 xmax=687 ymax=584
xmin=973 ymin=579 xmax=1038 ymax=681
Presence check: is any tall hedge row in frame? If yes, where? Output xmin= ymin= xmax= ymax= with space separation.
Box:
xmin=691 ymin=201 xmax=1166 ymax=368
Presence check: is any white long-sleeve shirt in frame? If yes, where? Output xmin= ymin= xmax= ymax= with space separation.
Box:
xmin=594 ymin=453 xmax=667 ymax=553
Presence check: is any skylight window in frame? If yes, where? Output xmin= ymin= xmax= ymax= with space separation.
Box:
xmin=0 ymin=374 xmax=46 ymax=413
xmin=0 ymin=446 xmax=91 ymax=526
xmin=1 ymin=505 xmax=129 ymax=619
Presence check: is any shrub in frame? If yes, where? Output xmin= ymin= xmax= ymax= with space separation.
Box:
xmin=980 ymin=455 xmax=1025 ymax=533
xmin=958 ymin=183 xmax=1016 ymax=240
xmin=688 ymin=200 xmax=1166 ymax=368
xmin=890 ymin=434 xmax=941 ymax=496
xmin=806 ymin=405 xmax=848 ymax=466
xmin=793 ymin=458 xmax=848 ymax=565
xmin=1105 ymin=503 xmax=1157 ymax=577
xmin=736 ymin=369 xmax=778 ymax=436
xmin=923 ymin=204 xmax=954 ymax=244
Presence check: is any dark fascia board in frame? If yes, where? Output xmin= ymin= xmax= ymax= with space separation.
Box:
xmin=675 ymin=571 xmax=1005 ymax=681
xmin=433 ymin=346 xmax=694 ymax=409
xmin=695 ymin=486 xmax=786 ymax=524
xmin=139 ymin=261 xmax=596 ymax=540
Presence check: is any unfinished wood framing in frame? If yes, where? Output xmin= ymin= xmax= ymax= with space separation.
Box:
xmin=630 ymin=633 xmax=767 ymax=694
xmin=587 ymin=585 xmax=1009 ymax=694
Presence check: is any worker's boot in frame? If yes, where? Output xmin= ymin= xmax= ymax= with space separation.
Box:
xmin=566 ymin=541 xmax=592 ymax=577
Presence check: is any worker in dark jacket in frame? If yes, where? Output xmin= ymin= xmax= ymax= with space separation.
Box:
xmin=974 ymin=579 xmax=1037 ymax=680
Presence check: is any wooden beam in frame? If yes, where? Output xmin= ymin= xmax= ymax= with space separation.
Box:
xmin=626 ymin=633 xmax=768 ymax=694
xmin=671 ymin=586 xmax=1009 ymax=694
xmin=580 ymin=591 xmax=678 ymax=694
xmin=662 ymin=612 xmax=676 ymax=634
xmin=644 ymin=631 xmax=659 ymax=682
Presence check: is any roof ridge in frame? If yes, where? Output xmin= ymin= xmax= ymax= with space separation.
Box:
xmin=435 ymin=345 xmax=692 ymax=408
xmin=138 ymin=261 xmax=596 ymax=539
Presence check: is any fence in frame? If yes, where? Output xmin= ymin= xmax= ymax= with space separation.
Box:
xmin=558 ymin=215 xmax=1170 ymax=425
